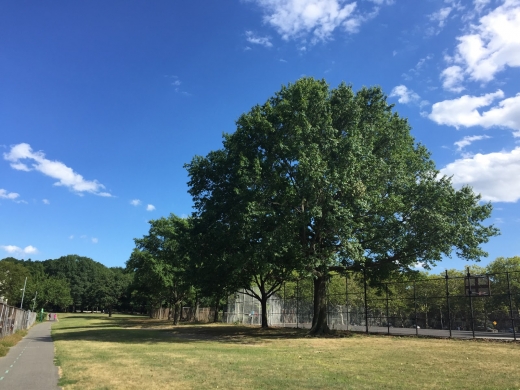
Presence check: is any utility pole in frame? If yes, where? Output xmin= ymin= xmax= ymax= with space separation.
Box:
xmin=20 ymin=276 xmax=27 ymax=309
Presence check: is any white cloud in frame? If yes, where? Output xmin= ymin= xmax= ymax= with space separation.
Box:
xmin=146 ymin=204 xmax=155 ymax=211
xmin=3 ymin=143 xmax=112 ymax=197
xmin=245 ymin=31 xmax=273 ymax=47
xmin=130 ymin=199 xmax=141 ymax=206
xmin=1 ymin=245 xmax=38 ymax=255
xmin=441 ymin=0 xmax=520 ymax=87
xmin=429 ymin=90 xmax=520 ymax=135
xmin=42 ymin=199 xmax=50 ymax=205
xmin=440 ymin=65 xmax=465 ymax=93
xmin=440 ymin=147 xmax=520 ymax=202
xmin=454 ymin=135 xmax=491 ymax=150
xmin=250 ymin=0 xmax=376 ymax=42
xmin=0 ymin=189 xmax=20 ymax=200
xmin=69 ymin=235 xmax=74 ymax=240
xmin=389 ymin=85 xmax=421 ymax=104
xmin=92 ymin=238 xmax=98 ymax=244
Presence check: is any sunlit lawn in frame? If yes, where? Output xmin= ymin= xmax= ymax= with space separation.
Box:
xmin=52 ymin=313 xmax=520 ymax=389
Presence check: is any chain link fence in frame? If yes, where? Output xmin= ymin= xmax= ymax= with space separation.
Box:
xmin=0 ymin=303 xmax=37 ymax=338
xmin=225 ymin=270 xmax=520 ymax=340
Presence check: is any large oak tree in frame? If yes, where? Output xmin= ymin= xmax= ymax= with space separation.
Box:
xmin=187 ymin=78 xmax=499 ymax=334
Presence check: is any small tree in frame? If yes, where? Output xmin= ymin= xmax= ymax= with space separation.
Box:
xmin=128 ymin=214 xmax=192 ymax=324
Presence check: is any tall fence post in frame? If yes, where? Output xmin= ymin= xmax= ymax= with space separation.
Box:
xmin=296 ymin=279 xmax=299 ymax=329
xmin=506 ymin=271 xmax=517 ymax=341
xmin=363 ymin=268 xmax=368 ymax=334
xmin=414 ymin=280 xmax=418 ymax=336
xmin=467 ymin=268 xmax=475 ymax=339
xmin=345 ymin=274 xmax=349 ymax=331
xmin=386 ymin=283 xmax=390 ymax=335
xmin=445 ymin=270 xmax=452 ymax=338
xmin=283 ymin=283 xmax=286 ymax=328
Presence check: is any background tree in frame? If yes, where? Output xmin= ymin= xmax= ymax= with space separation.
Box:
xmin=128 ymin=214 xmax=192 ymax=324
xmin=0 ymin=258 xmax=31 ymax=307
xmin=92 ymin=267 xmax=131 ymax=317
xmin=43 ymin=255 xmax=106 ymax=312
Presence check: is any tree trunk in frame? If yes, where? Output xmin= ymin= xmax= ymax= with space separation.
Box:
xmin=173 ymin=303 xmax=180 ymax=325
xmin=260 ymin=294 xmax=268 ymax=328
xmin=108 ymin=306 xmax=112 ymax=317
xmin=310 ymin=274 xmax=330 ymax=335
xmin=213 ymin=297 xmax=220 ymax=323
xmin=194 ymin=296 xmax=200 ymax=322
xmin=175 ymin=303 xmax=182 ymax=325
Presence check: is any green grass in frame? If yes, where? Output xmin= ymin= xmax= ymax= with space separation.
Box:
xmin=0 ymin=329 xmax=28 ymax=357
xmin=52 ymin=313 xmax=520 ymax=389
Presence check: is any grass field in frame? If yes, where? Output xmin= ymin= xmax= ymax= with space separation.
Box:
xmin=52 ymin=314 xmax=520 ymax=389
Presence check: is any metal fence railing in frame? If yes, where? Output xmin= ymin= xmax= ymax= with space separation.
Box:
xmin=0 ymin=302 xmax=37 ymax=338
xmin=225 ymin=270 xmax=520 ymax=340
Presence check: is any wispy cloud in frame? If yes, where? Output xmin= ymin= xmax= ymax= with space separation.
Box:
xmin=474 ymin=0 xmax=491 ymax=13
xmin=1 ymin=245 xmax=38 ymax=255
xmin=165 ymin=75 xmax=191 ymax=95
xmin=42 ymin=199 xmax=50 ymax=205
xmin=454 ymin=135 xmax=491 ymax=151
xmin=426 ymin=6 xmax=453 ymax=35
xmin=92 ymin=237 xmax=98 ymax=244
xmin=3 ymin=143 xmax=112 ymax=197
xmin=249 ymin=0 xmax=386 ymax=42
xmin=146 ymin=204 xmax=156 ymax=211
xmin=245 ymin=31 xmax=273 ymax=47
xmin=0 ymin=189 xmax=20 ymax=200
xmin=130 ymin=199 xmax=141 ymax=206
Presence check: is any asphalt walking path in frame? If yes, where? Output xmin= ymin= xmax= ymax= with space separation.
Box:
xmin=0 ymin=321 xmax=60 ymax=389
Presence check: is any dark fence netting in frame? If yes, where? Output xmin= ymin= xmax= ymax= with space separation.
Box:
xmin=225 ymin=270 xmax=520 ymax=340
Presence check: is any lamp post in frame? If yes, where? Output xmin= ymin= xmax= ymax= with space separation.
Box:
xmin=20 ymin=276 xmax=27 ymax=309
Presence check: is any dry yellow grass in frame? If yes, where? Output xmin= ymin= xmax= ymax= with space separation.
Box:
xmin=52 ymin=314 xmax=520 ymax=389
xmin=0 ymin=329 xmax=28 ymax=357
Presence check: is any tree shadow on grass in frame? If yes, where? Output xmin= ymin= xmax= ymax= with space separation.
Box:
xmin=52 ymin=320 xmax=355 ymax=345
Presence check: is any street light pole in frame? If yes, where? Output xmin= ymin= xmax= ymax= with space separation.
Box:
xmin=20 ymin=276 xmax=27 ymax=309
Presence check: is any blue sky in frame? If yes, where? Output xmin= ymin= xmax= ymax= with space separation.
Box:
xmin=1 ymin=0 xmax=519 ymax=270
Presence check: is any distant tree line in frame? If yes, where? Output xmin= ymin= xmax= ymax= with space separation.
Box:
xmin=0 ymin=255 xmax=131 ymax=316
